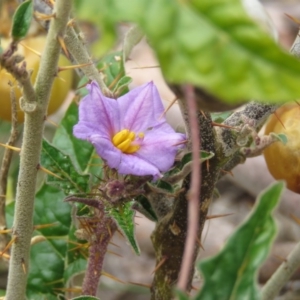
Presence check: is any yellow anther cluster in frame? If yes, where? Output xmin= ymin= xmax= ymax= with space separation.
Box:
xmin=112 ymin=129 xmax=140 ymax=154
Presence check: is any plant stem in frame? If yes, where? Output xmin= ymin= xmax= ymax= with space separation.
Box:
xmin=0 ymin=85 xmax=19 ymax=254
xmin=5 ymin=1 xmax=72 ymax=299
xmin=261 ymin=241 xmax=300 ymax=300
xmin=82 ymin=216 xmax=117 ymax=296
xmin=177 ymin=85 xmax=201 ymax=291
xmin=151 ymin=104 xmax=219 ymax=299
xmin=64 ymin=26 xmax=111 ymax=96
xmin=122 ymin=25 xmax=144 ymax=63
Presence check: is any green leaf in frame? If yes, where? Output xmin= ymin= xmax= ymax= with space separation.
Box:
xmin=76 ymin=0 xmax=300 ymax=102
xmin=134 ymin=195 xmax=158 ymax=222
xmin=41 ymin=139 xmax=90 ymax=195
xmin=175 ymin=289 xmax=189 ymax=300
xmin=155 ymin=180 xmax=174 ymax=193
xmin=64 ymin=258 xmax=87 ymax=285
xmin=113 ymin=75 xmax=132 ymax=96
xmin=275 ymin=133 xmax=288 ymax=145
xmin=197 ymin=182 xmax=284 ymax=300
xmin=26 ymin=293 xmax=58 ymax=300
xmin=96 ymin=51 xmax=129 ymax=95
xmin=33 ymin=184 xmax=71 ymax=256
xmin=6 ymin=184 xmax=72 ymax=297
xmin=52 ymin=102 xmax=94 ymax=173
xmin=64 ymin=222 xmax=88 ymax=285
xmin=11 ymin=0 xmax=33 ymax=40
xmin=211 ymin=111 xmax=233 ymax=123
xmin=27 ymin=237 xmax=64 ymax=296
xmin=6 ymin=202 xmax=14 ymax=229
xmin=181 ymin=151 xmax=214 ymax=168
xmin=108 ymin=201 xmax=140 ymax=255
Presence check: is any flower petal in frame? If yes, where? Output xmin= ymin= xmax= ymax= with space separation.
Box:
xmin=89 ymin=135 xmax=122 ymax=169
xmin=136 ymin=124 xmax=186 ymax=172
xmin=118 ymin=82 xmax=165 ymax=132
xmin=74 ymin=81 xmax=120 ymax=140
xmin=117 ymin=154 xmax=161 ymax=179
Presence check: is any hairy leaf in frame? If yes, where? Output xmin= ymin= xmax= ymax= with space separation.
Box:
xmin=11 ymin=0 xmax=33 ymax=40
xmin=64 ymin=258 xmax=87 ymax=285
xmin=33 ymin=184 xmax=71 ymax=256
xmin=75 ymin=0 xmax=300 ymax=102
xmin=196 ymin=182 xmax=284 ymax=300
xmin=26 ymin=237 xmax=64 ymax=296
xmin=134 ymin=195 xmax=158 ymax=222
xmin=41 ymin=139 xmax=90 ymax=195
xmin=52 ymin=102 xmax=94 ymax=173
xmin=108 ymin=201 xmax=140 ymax=255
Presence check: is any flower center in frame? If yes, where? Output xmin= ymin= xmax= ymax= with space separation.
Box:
xmin=112 ymin=129 xmax=143 ymax=154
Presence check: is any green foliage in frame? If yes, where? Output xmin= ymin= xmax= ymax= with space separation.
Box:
xmin=181 ymin=151 xmax=214 ymax=168
xmin=24 ymin=184 xmax=75 ymax=298
xmin=195 ymin=182 xmax=284 ymax=300
xmin=75 ymin=0 xmax=300 ymax=103
xmin=6 ymin=102 xmax=103 ymax=298
xmin=72 ymin=296 xmax=100 ymax=300
xmin=33 ymin=184 xmax=71 ymax=256
xmin=11 ymin=0 xmax=33 ymax=40
xmin=52 ymin=102 xmax=94 ymax=173
xmin=6 ymin=185 xmax=70 ymax=297
xmin=41 ymin=139 xmax=90 ymax=195
xmin=211 ymin=111 xmax=233 ymax=123
xmin=134 ymin=195 xmax=158 ymax=222
xmin=64 ymin=258 xmax=87 ymax=286
xmin=154 ymin=180 xmax=175 ymax=193
xmin=27 ymin=237 xmax=64 ymax=296
xmin=275 ymin=133 xmax=288 ymax=145
xmin=108 ymin=201 xmax=140 ymax=255
xmin=96 ymin=51 xmax=129 ymax=95
xmin=175 ymin=290 xmax=189 ymax=300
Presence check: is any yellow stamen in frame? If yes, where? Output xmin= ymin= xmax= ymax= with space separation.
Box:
xmin=118 ymin=139 xmax=132 ymax=152
xmin=128 ymin=131 xmax=135 ymax=141
xmin=112 ymin=129 xmax=142 ymax=154
xmin=126 ymin=145 xmax=140 ymax=154
xmin=112 ymin=129 xmax=130 ymax=145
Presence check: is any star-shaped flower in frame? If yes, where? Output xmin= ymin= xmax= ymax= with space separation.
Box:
xmin=73 ymin=81 xmax=186 ymax=179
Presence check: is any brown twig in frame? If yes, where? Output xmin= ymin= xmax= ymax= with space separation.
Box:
xmin=0 ymin=82 xmax=19 ymax=251
xmin=81 ymin=215 xmax=117 ymax=296
xmin=177 ymin=85 xmax=201 ymax=291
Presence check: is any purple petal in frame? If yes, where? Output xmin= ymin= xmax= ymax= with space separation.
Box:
xmin=117 ymin=154 xmax=161 ymax=179
xmin=136 ymin=124 xmax=186 ymax=172
xmin=118 ymin=82 xmax=166 ymax=132
xmin=89 ymin=135 xmax=122 ymax=169
xmin=74 ymin=81 xmax=120 ymax=140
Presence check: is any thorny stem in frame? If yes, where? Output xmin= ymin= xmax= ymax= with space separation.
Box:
xmin=64 ymin=26 xmax=111 ymax=96
xmin=151 ymin=101 xmax=218 ymax=299
xmin=122 ymin=25 xmax=144 ymax=63
xmin=261 ymin=242 xmax=300 ymax=300
xmin=82 ymin=216 xmax=117 ymax=296
xmin=0 ymin=84 xmax=19 ymax=253
xmin=177 ymin=85 xmax=201 ymax=291
xmin=150 ymin=30 xmax=300 ymax=300
xmin=65 ymin=195 xmax=118 ymax=296
xmin=5 ymin=1 xmax=72 ymax=299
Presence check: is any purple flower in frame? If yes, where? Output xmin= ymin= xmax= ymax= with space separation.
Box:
xmin=73 ymin=81 xmax=186 ymax=179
